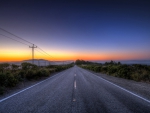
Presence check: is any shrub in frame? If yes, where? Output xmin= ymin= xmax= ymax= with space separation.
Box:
xmin=36 ymin=68 xmax=50 ymax=78
xmin=0 ymin=86 xmax=5 ymax=95
xmin=141 ymin=70 xmax=150 ymax=81
xmin=93 ymin=66 xmax=101 ymax=72
xmin=131 ymin=72 xmax=141 ymax=81
xmin=0 ymin=72 xmax=18 ymax=87
xmin=18 ymin=70 xmax=26 ymax=80
xmin=0 ymin=63 xmax=10 ymax=73
xmin=48 ymin=68 xmax=56 ymax=73
xmin=80 ymin=61 xmax=150 ymax=82
xmin=116 ymin=65 xmax=131 ymax=79
xmin=107 ymin=65 xmax=118 ymax=75
xmin=26 ymin=69 xmax=37 ymax=80
xmin=0 ymin=72 xmax=7 ymax=86
xmin=6 ymin=72 xmax=18 ymax=87
xmin=101 ymin=66 xmax=108 ymax=73
xmin=0 ymin=63 xmax=73 ymax=94
xmin=21 ymin=62 xmax=37 ymax=70
xmin=25 ymin=68 xmax=50 ymax=80
xmin=11 ymin=64 xmax=19 ymax=72
xmin=40 ymin=68 xmax=50 ymax=77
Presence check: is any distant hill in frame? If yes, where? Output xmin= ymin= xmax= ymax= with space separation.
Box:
xmin=0 ymin=59 xmax=74 ymax=66
xmin=23 ymin=59 xmax=74 ymax=66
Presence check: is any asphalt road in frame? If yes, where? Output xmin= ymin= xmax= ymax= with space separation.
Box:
xmin=0 ymin=66 xmax=150 ymax=113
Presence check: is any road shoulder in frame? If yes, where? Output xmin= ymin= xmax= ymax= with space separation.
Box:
xmin=81 ymin=67 xmax=150 ymax=100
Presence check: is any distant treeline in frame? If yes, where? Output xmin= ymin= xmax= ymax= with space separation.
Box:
xmin=76 ymin=59 xmax=150 ymax=82
xmin=0 ymin=62 xmax=74 ymax=95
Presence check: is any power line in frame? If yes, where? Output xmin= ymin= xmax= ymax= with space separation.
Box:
xmin=0 ymin=28 xmax=54 ymax=60
xmin=0 ymin=34 xmax=30 ymax=46
xmin=35 ymin=49 xmax=47 ymax=56
xmin=37 ymin=47 xmax=54 ymax=58
xmin=35 ymin=47 xmax=54 ymax=61
xmin=0 ymin=28 xmax=33 ymax=45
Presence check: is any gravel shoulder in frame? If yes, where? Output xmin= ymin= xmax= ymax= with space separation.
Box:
xmin=84 ymin=68 xmax=150 ymax=100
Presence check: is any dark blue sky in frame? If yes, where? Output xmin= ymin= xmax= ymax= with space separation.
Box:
xmin=0 ymin=0 xmax=150 ymax=61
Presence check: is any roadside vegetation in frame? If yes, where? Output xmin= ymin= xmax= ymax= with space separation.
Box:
xmin=76 ymin=59 xmax=150 ymax=82
xmin=0 ymin=62 xmax=74 ymax=95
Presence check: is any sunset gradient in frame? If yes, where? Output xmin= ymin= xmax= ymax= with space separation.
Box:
xmin=0 ymin=0 xmax=150 ymax=62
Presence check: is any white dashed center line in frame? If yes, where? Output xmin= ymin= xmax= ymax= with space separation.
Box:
xmin=73 ymin=73 xmax=77 ymax=102
xmin=74 ymin=80 xmax=76 ymax=89
xmin=73 ymin=98 xmax=76 ymax=102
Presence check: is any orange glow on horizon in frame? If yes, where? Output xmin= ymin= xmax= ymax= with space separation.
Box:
xmin=0 ymin=49 xmax=149 ymax=62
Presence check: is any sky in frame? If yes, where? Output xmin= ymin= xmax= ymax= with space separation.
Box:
xmin=0 ymin=0 xmax=150 ymax=62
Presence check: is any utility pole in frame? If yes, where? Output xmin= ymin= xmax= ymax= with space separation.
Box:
xmin=29 ymin=44 xmax=37 ymax=64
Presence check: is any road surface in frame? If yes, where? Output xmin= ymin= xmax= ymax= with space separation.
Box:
xmin=0 ymin=66 xmax=150 ymax=113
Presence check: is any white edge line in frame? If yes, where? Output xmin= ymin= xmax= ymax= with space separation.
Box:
xmin=0 ymin=72 xmax=60 ymax=103
xmin=90 ymin=72 xmax=150 ymax=104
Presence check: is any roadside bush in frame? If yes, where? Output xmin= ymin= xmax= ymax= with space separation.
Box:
xmin=0 ymin=86 xmax=5 ymax=95
xmin=26 ymin=69 xmax=37 ymax=80
xmin=48 ymin=68 xmax=56 ymax=73
xmin=37 ymin=68 xmax=50 ymax=77
xmin=0 ymin=72 xmax=7 ymax=86
xmin=18 ymin=70 xmax=26 ymax=80
xmin=131 ymin=72 xmax=141 ymax=81
xmin=6 ymin=72 xmax=19 ymax=87
xmin=55 ymin=66 xmax=62 ymax=72
xmin=149 ymin=66 xmax=150 ymax=71
xmin=117 ymin=65 xmax=131 ymax=79
xmin=21 ymin=62 xmax=37 ymax=70
xmin=0 ymin=63 xmax=73 ymax=95
xmin=107 ymin=65 xmax=118 ymax=75
xmin=0 ymin=63 xmax=10 ymax=73
xmin=13 ymin=71 xmax=23 ymax=82
xmin=80 ymin=60 xmax=150 ymax=82
xmin=54 ymin=65 xmax=73 ymax=72
xmin=141 ymin=70 xmax=150 ymax=81
xmin=93 ymin=66 xmax=101 ymax=72
xmin=101 ymin=66 xmax=108 ymax=73
xmin=11 ymin=64 xmax=19 ymax=72
xmin=25 ymin=68 xmax=50 ymax=80
xmin=0 ymin=72 xmax=18 ymax=87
